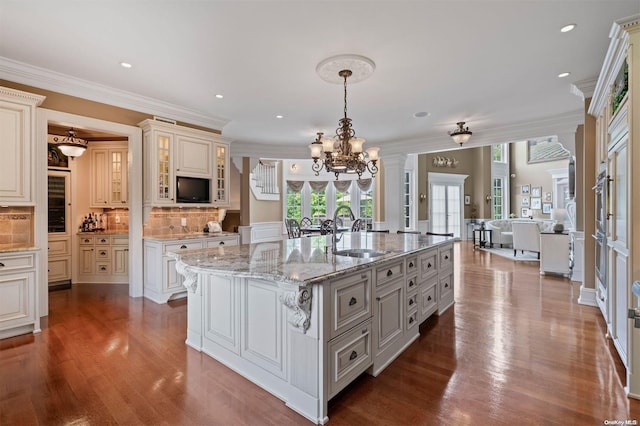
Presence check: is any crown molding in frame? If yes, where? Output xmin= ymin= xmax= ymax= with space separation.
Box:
xmin=0 ymin=56 xmax=230 ymax=130
xmin=571 ymin=77 xmax=598 ymax=100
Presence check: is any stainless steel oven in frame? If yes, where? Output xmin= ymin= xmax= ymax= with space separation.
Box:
xmin=594 ymin=230 xmax=606 ymax=288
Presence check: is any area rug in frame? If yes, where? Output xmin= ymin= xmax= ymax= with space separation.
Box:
xmin=479 ymin=246 xmax=540 ymax=262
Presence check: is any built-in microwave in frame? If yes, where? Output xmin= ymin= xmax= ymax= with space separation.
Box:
xmin=175 ymin=176 xmax=211 ymax=203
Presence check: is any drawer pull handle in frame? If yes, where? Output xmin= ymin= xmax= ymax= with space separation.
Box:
xmin=409 ymin=280 xmax=415 ymax=287
xmin=0 ymin=262 xmax=4 ymax=267
xmin=409 ymin=317 xmax=414 ymax=324
xmin=444 ymin=255 xmax=449 ymax=260
xmin=409 ymin=261 xmax=414 ymax=268
xmin=219 ymin=241 xmax=225 ymax=245
xmin=84 ymin=239 xmax=90 ymax=243
xmin=100 ymin=266 xmax=107 ymax=271
xmin=100 ymin=251 xmax=106 ymax=256
xmin=427 ymin=295 xmax=432 ymax=301
xmin=101 ymin=239 xmax=107 ymax=243
xmin=427 ymin=262 xmax=432 ymax=268
xmin=125 ymin=249 xmax=129 ymax=252
xmin=349 ymin=351 xmax=358 ymax=361
xmin=180 ymin=245 xmax=187 ymax=249
xmin=349 ymin=297 xmax=357 ymax=306
xmin=386 ymin=270 xmax=393 ymax=277
xmin=409 ymin=299 xmax=414 ymax=305
xmin=444 ymin=282 xmax=449 ymax=288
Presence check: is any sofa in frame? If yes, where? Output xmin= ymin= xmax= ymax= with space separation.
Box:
xmin=485 ymin=219 xmax=555 ymax=247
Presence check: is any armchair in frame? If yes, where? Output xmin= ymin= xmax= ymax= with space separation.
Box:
xmin=511 ymin=222 xmax=540 ymax=259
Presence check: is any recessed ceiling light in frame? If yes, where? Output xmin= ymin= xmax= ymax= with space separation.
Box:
xmin=558 ymin=72 xmax=571 ymax=78
xmin=215 ymin=94 xmax=224 ymax=99
xmin=276 ymin=115 xmax=284 ymax=119
xmin=413 ymin=111 xmax=430 ymax=118
xmin=560 ymin=24 xmax=576 ymax=33
xmin=120 ymin=62 xmax=132 ymax=68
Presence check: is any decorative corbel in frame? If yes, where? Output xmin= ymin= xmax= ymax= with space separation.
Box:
xmin=175 ymin=260 xmax=198 ymax=292
xmin=280 ymin=286 xmax=312 ymax=333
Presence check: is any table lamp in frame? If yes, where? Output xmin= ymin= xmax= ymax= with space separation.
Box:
xmin=551 ymin=208 xmax=567 ymax=233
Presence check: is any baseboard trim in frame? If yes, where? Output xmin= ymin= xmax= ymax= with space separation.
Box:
xmin=578 ymin=285 xmax=598 ymax=307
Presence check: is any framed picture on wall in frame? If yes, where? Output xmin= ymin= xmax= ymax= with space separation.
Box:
xmin=521 ymin=208 xmax=531 ymax=217
xmin=542 ymin=202 xmax=552 ymax=214
xmin=521 ymin=196 xmax=530 ymax=207
xmin=531 ymin=198 xmax=542 ymax=209
xmin=464 ymin=195 xmax=471 ymax=205
xmin=531 ymin=186 xmax=542 ymax=197
xmin=544 ymin=192 xmax=552 ymax=202
xmin=521 ymin=184 xmax=530 ymax=194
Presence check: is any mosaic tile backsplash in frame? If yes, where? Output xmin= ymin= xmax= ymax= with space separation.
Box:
xmin=143 ymin=207 xmax=225 ymax=236
xmin=0 ymin=207 xmax=34 ymax=250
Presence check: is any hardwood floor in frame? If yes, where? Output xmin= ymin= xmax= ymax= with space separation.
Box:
xmin=1 ymin=241 xmax=639 ymax=425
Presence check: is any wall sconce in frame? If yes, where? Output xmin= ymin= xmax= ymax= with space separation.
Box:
xmin=419 ymin=193 xmax=427 ymax=202
xmin=485 ymin=194 xmax=492 ymax=204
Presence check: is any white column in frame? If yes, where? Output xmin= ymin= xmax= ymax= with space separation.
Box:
xmin=382 ymin=153 xmax=407 ymax=232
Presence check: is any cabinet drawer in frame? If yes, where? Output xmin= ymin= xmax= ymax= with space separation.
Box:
xmin=439 ymin=244 xmax=453 ymax=271
xmin=164 ymin=240 xmax=203 ymax=253
xmin=205 ymin=236 xmax=238 ymax=248
xmin=376 ymin=260 xmax=404 ymax=287
xmin=439 ymin=271 xmax=453 ymax=301
xmin=420 ymin=279 xmax=437 ymax=320
xmin=48 ymin=257 xmax=71 ymax=282
xmin=406 ymin=310 xmax=419 ymax=330
xmin=419 ymin=249 xmax=438 ymax=281
xmin=111 ymin=235 xmax=128 ymax=245
xmin=406 ymin=292 xmax=418 ymax=312
xmin=79 ymin=236 xmax=95 ymax=245
xmin=329 ymin=270 xmax=372 ymax=339
xmin=96 ymin=263 xmax=111 ymax=274
xmin=406 ymin=275 xmax=418 ymax=293
xmin=96 ymin=248 xmax=110 ymax=259
xmin=0 ymin=253 xmax=35 ymax=272
xmin=406 ymin=256 xmax=418 ymax=275
xmin=328 ymin=319 xmax=372 ymax=398
xmin=95 ymin=236 xmax=110 ymax=245
xmin=48 ymin=239 xmax=70 ymax=256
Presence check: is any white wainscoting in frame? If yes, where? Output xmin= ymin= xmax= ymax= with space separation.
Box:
xmin=247 ymin=222 xmax=285 ymax=244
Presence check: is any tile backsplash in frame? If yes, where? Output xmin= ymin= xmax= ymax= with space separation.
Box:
xmin=0 ymin=207 xmax=34 ymax=250
xmin=143 ymin=207 xmax=225 ymax=236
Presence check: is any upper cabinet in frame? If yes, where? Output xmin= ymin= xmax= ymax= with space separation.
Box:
xmin=89 ymin=142 xmax=129 ymax=208
xmin=139 ymin=119 xmax=230 ymax=208
xmin=0 ymin=87 xmax=45 ymax=205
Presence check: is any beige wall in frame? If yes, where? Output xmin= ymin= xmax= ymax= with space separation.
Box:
xmin=509 ymin=141 xmax=569 ymax=220
xmin=249 ymin=160 xmax=283 ymax=223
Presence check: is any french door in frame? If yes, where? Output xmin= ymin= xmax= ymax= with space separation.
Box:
xmin=428 ymin=172 xmax=467 ymax=238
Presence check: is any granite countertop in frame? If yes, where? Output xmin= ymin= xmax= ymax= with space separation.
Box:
xmin=170 ymin=232 xmax=454 ymax=286
xmin=77 ymin=231 xmax=129 ymax=236
xmin=0 ymin=246 xmax=41 ymax=254
xmin=144 ymin=231 xmax=238 ymax=242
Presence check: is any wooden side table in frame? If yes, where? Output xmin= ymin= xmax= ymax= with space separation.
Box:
xmin=473 ymin=229 xmax=493 ymax=249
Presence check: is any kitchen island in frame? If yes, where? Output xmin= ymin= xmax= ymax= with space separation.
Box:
xmin=171 ymin=232 xmax=455 ymax=424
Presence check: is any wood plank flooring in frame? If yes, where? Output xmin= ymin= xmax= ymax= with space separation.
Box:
xmin=2 ymin=241 xmax=639 ymax=425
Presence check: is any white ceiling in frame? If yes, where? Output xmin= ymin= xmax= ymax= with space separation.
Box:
xmin=1 ymin=1 xmax=639 ymax=157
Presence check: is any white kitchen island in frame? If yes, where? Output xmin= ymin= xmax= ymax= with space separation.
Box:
xmin=171 ymin=232 xmax=455 ymax=424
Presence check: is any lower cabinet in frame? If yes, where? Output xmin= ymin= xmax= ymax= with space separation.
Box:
xmin=328 ymin=319 xmax=372 ymax=398
xmin=0 ymin=251 xmax=40 ymax=339
xmin=144 ymin=234 xmax=239 ymax=303
xmin=77 ymin=234 xmax=129 ymax=283
xmin=48 ymin=235 xmax=71 ymax=288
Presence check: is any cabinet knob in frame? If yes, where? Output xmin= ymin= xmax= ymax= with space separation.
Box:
xmin=100 ymin=266 xmax=106 ymax=271
xmin=349 ymin=297 xmax=357 ymax=306
xmin=444 ymin=255 xmax=449 ymax=260
xmin=444 ymin=282 xmax=449 ymax=288
xmin=349 ymin=351 xmax=358 ymax=361
xmin=408 ymin=280 xmax=415 ymax=287
xmin=427 ymin=262 xmax=432 ymax=268
xmin=409 ymin=261 xmax=414 ymax=268
xmin=386 ymin=270 xmax=393 ymax=277
xmin=100 ymin=251 xmax=106 ymax=256
xmin=100 ymin=239 xmax=107 ymax=243
xmin=219 ymin=241 xmax=225 ymax=245
xmin=409 ymin=299 xmax=414 ymax=305
xmin=180 ymin=245 xmax=187 ymax=249
xmin=0 ymin=263 xmax=4 ymax=267
xmin=409 ymin=317 xmax=414 ymax=324
xmin=427 ymin=295 xmax=432 ymax=301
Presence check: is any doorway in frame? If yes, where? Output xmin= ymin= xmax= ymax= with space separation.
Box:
xmin=428 ymin=172 xmax=468 ymax=238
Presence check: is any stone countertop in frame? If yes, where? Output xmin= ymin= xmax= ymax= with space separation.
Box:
xmin=77 ymin=231 xmax=129 ymax=236
xmin=170 ymin=232 xmax=455 ymax=286
xmin=0 ymin=246 xmax=41 ymax=254
xmin=144 ymin=231 xmax=239 ymax=242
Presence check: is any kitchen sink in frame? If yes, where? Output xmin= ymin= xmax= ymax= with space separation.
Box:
xmin=333 ymin=248 xmax=389 ymax=258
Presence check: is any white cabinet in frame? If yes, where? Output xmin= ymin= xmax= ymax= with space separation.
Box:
xmin=144 ymin=234 xmax=239 ymax=303
xmin=0 ymin=87 xmax=44 ymax=205
xmin=77 ymin=234 xmax=128 ymax=283
xmin=539 ymin=233 xmax=570 ymax=276
xmin=139 ymin=119 xmax=230 ymax=208
xmin=0 ymin=251 xmax=40 ymax=339
xmin=89 ymin=143 xmax=128 ymax=208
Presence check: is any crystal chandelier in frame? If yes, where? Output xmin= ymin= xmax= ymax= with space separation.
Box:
xmin=53 ymin=127 xmax=88 ymax=158
xmin=449 ymin=121 xmax=473 ymax=146
xmin=309 ymin=68 xmax=379 ymax=180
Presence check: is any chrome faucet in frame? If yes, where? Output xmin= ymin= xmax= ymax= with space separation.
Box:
xmin=332 ymin=205 xmax=355 ymax=253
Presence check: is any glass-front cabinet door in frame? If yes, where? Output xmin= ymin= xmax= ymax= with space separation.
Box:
xmin=155 ymin=132 xmax=174 ymax=204
xmin=214 ymin=142 xmax=229 ymax=205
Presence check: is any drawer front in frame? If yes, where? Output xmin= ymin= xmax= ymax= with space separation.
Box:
xmin=419 ymin=249 xmax=438 ymax=281
xmin=406 ymin=309 xmax=419 ymax=330
xmin=420 ymin=279 xmax=437 ymax=320
xmin=328 ymin=319 xmax=372 ymax=398
xmin=439 ymin=271 xmax=453 ymax=301
xmin=330 ymin=270 xmax=372 ymax=339
xmin=205 ymin=236 xmax=239 ymax=248
xmin=96 ymin=236 xmax=110 ymax=246
xmin=96 ymin=263 xmax=111 ymax=274
xmin=406 ymin=256 xmax=418 ymax=276
xmin=406 ymin=291 xmax=418 ymax=312
xmin=0 ymin=253 xmax=36 ymax=273
xmin=111 ymin=235 xmax=128 ymax=246
xmin=439 ymin=244 xmax=453 ymax=271
xmin=48 ymin=239 xmax=70 ymax=256
xmin=376 ymin=260 xmax=404 ymax=287
xmin=48 ymin=257 xmax=71 ymax=282
xmin=406 ymin=274 xmax=419 ymax=293
xmin=79 ymin=236 xmax=95 ymax=245
xmin=164 ymin=240 xmax=203 ymax=253
xmin=96 ymin=248 xmax=110 ymax=260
